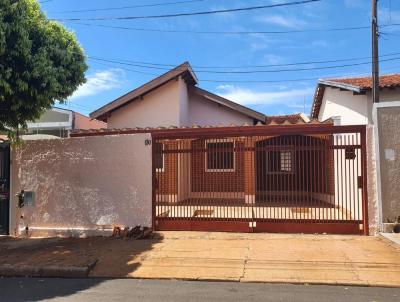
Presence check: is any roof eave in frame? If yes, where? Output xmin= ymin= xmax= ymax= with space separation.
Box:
xmin=318 ymin=79 xmax=362 ymax=93
xmin=89 ymin=62 xmax=197 ymax=121
xmin=192 ymin=86 xmax=266 ymax=122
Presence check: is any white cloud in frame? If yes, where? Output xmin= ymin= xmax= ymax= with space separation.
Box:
xmin=256 ymin=15 xmax=308 ymax=29
xmin=263 ymin=54 xmax=285 ymax=65
xmin=68 ymin=69 xmax=126 ymax=100
xmin=216 ymin=85 xmax=314 ymax=106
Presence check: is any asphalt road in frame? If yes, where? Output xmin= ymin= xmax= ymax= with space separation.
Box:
xmin=0 ymin=278 xmax=399 ymax=302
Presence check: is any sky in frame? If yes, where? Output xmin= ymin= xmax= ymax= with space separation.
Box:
xmin=39 ymin=0 xmax=400 ymax=117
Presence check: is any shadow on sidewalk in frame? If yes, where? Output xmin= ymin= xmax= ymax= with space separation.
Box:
xmin=0 ymin=234 xmax=165 ymax=299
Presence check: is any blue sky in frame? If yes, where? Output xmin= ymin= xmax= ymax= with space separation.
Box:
xmin=39 ymin=0 xmax=400 ymax=117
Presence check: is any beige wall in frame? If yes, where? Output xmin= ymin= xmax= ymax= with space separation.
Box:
xmin=10 ymin=134 xmax=152 ymax=236
xmin=186 ymin=90 xmax=254 ymax=126
xmin=377 ymin=106 xmax=400 ymax=223
xmin=107 ymin=79 xmax=181 ymax=129
xmin=106 ymin=77 xmax=254 ymax=129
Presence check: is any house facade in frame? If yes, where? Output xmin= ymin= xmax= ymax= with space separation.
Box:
xmin=311 ymin=74 xmax=400 ymax=231
xmin=90 ymin=62 xmax=265 ymax=128
xmin=7 ymin=63 xmax=371 ymax=236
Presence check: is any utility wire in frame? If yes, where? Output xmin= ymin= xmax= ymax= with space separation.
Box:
xmin=87 ymin=51 xmax=400 ymax=69
xmin=88 ymin=56 xmax=400 ymax=74
xmin=90 ymin=59 xmax=400 ymax=84
xmin=53 ymin=0 xmax=321 ymax=21
xmin=88 ymin=57 xmax=400 ymax=83
xmin=49 ymin=0 xmax=206 ymax=13
xmin=63 ymin=21 xmax=400 ymax=36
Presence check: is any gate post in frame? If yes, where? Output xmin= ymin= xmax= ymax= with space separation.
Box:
xmin=360 ymin=127 xmax=369 ymax=235
xmin=244 ymin=139 xmax=255 ymax=204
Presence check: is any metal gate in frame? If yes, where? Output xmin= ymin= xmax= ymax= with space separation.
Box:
xmin=152 ymin=125 xmax=368 ymax=235
xmin=0 ymin=143 xmax=10 ymax=235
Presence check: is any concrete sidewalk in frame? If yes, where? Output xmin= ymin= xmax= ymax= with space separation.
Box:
xmin=91 ymin=232 xmax=400 ymax=287
xmin=1 ymin=232 xmax=400 ymax=287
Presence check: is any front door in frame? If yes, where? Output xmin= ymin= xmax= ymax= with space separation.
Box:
xmin=0 ymin=144 xmax=10 ymax=234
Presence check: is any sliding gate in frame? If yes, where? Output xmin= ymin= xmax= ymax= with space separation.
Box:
xmin=152 ymin=125 xmax=368 ymax=235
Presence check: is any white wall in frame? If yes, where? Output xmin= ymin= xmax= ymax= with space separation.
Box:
xmin=318 ymin=87 xmax=400 ymax=126
xmin=107 ymin=79 xmax=181 ymax=129
xmin=318 ymin=87 xmax=369 ymax=125
xmin=11 ymin=134 xmax=152 ymax=237
xmin=186 ymin=90 xmax=254 ymax=126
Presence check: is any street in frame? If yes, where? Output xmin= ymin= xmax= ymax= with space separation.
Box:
xmin=0 ymin=278 xmax=399 ymax=302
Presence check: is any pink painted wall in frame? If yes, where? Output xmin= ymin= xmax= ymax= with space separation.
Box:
xmin=10 ymin=134 xmax=152 ymax=236
xmin=185 ymin=90 xmax=254 ymax=127
xmin=107 ymin=79 xmax=181 ymax=129
xmin=106 ymin=77 xmax=254 ymax=129
xmin=74 ymin=112 xmax=106 ymax=130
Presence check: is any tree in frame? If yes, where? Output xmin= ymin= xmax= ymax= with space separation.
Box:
xmin=0 ymin=0 xmax=87 ymax=138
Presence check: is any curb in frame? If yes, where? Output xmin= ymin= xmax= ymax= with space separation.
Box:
xmin=0 ymin=259 xmax=98 ymax=278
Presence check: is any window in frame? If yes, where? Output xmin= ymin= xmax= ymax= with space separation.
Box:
xmin=267 ymin=150 xmax=294 ymax=174
xmin=155 ymin=142 xmax=164 ymax=172
xmin=345 ymin=146 xmax=356 ymax=160
xmin=280 ymin=151 xmax=293 ymax=172
xmin=205 ymin=141 xmax=234 ymax=172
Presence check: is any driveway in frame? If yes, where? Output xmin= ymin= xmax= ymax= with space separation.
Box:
xmin=1 ymin=232 xmax=400 ymax=287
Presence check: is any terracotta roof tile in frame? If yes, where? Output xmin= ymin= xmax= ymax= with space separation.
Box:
xmin=311 ymin=73 xmax=400 ymax=118
xmin=70 ymin=118 xmax=333 ymax=138
xmin=326 ymin=73 xmax=400 ymax=90
xmin=265 ymin=113 xmax=309 ymax=125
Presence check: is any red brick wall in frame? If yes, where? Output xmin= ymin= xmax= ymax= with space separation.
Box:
xmin=156 ymin=141 xmax=178 ymax=195
xmin=191 ymin=139 xmax=245 ymax=192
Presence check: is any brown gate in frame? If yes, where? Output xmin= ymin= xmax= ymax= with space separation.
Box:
xmin=152 ymin=125 xmax=368 ymax=235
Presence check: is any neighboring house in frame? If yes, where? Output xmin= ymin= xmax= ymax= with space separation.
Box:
xmin=26 ymin=107 xmax=106 ymax=138
xmin=311 ymin=74 xmax=400 ymax=231
xmin=90 ymin=62 xmax=266 ymax=128
xmin=311 ymin=74 xmax=400 ymax=124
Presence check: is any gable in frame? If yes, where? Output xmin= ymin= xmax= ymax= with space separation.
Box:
xmin=107 ymin=78 xmax=182 ymax=129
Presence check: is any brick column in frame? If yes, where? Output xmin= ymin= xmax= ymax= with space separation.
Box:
xmin=244 ymin=139 xmax=256 ymax=204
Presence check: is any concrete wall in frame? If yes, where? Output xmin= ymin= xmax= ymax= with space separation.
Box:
xmin=377 ymin=106 xmax=400 ymax=223
xmin=10 ymin=134 xmax=152 ymax=237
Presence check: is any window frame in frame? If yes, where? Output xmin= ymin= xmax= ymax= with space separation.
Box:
xmin=266 ymin=149 xmax=295 ymax=175
xmin=154 ymin=142 xmax=165 ymax=172
xmin=204 ymin=139 xmax=236 ymax=172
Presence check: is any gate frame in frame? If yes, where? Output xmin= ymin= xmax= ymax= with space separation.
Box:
xmin=151 ymin=124 xmax=369 ymax=235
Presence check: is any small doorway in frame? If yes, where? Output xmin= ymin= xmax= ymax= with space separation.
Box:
xmin=0 ymin=143 xmax=10 ymax=235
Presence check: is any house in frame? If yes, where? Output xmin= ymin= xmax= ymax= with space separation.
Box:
xmin=7 ymin=62 xmax=370 ymax=236
xmin=311 ymin=74 xmax=400 ymax=232
xmin=25 ymin=107 xmax=106 ymax=138
xmin=90 ymin=62 xmax=266 ymax=128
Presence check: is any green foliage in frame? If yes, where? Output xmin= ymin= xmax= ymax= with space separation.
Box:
xmin=0 ymin=0 xmax=87 ymax=133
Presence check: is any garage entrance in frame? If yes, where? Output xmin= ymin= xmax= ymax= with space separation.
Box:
xmin=152 ymin=124 xmax=368 ymax=235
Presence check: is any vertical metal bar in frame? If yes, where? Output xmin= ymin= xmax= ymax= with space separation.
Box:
xmin=151 ymin=136 xmax=156 ymax=231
